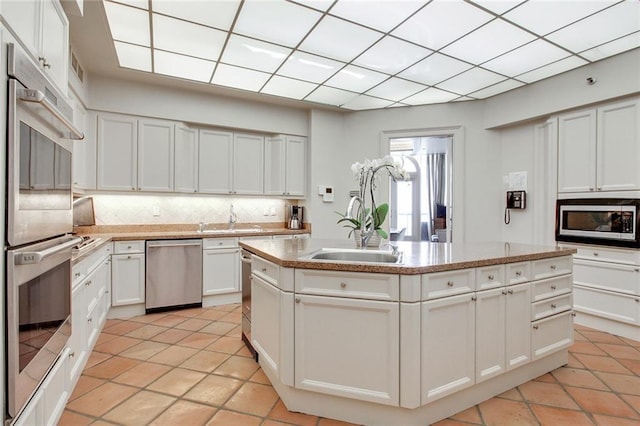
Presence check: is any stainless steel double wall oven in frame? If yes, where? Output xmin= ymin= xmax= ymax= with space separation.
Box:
xmin=5 ymin=42 xmax=83 ymax=419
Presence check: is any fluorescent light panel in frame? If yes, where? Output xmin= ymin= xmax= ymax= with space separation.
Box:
xmin=154 ymin=50 xmax=215 ymax=82
xmin=151 ymin=0 xmax=240 ymax=30
xmin=104 ymin=1 xmax=150 ymax=46
xmin=261 ymin=75 xmax=318 ymax=99
xmin=152 ymin=14 xmax=226 ymax=61
xmin=278 ymin=52 xmax=344 ymax=83
xmin=212 ymin=63 xmax=270 ymax=91
xmin=329 ymin=0 xmax=424 ymax=33
xmin=221 ymin=35 xmax=291 ymax=73
xmin=353 ymin=36 xmax=432 ymax=74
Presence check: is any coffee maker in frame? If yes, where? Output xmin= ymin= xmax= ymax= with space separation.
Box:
xmin=286 ymin=205 xmax=304 ymax=229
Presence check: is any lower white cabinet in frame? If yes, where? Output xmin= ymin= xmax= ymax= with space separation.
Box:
xmin=203 ymin=238 xmax=240 ymax=295
xmin=295 ymin=293 xmax=400 ymax=406
xmin=421 ymin=293 xmax=475 ymax=403
xmin=111 ymin=243 xmax=145 ymax=306
xmin=251 ymin=273 xmax=282 ymax=376
xmin=532 ymin=311 xmax=574 ymax=359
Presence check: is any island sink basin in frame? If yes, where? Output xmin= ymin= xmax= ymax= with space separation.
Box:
xmin=308 ymin=248 xmax=402 ymax=264
xmin=198 ymin=228 xmax=264 ymax=234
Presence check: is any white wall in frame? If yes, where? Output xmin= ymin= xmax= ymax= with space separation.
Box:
xmin=87 ymin=75 xmax=310 ymax=136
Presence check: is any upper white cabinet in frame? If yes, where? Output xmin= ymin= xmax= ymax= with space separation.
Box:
xmin=233 ymin=133 xmax=264 ymax=195
xmin=97 ymin=113 xmax=175 ymax=192
xmin=2 ymin=0 xmax=69 ymax=92
xmin=174 ymin=125 xmax=198 ymax=193
xmin=198 ymin=129 xmax=233 ymax=194
xmin=558 ymin=98 xmax=640 ymax=193
xmin=265 ymin=135 xmax=307 ymax=197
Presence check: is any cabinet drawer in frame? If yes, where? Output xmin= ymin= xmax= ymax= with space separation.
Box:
xmin=532 ymin=293 xmax=573 ymax=321
xmin=531 ymin=311 xmax=573 ymax=360
xmin=113 ymin=240 xmax=145 ymax=254
xmin=252 ymin=256 xmax=280 ymax=285
xmin=574 ymin=259 xmax=640 ymax=295
xmin=532 ymin=275 xmax=572 ymax=302
xmin=295 ymin=269 xmax=399 ymax=301
xmin=532 ymin=256 xmax=572 ymax=280
xmin=506 ymin=261 xmax=531 ymax=285
xmin=422 ymin=269 xmax=476 ymax=299
xmin=476 ymin=265 xmax=505 ymax=290
xmin=574 ymin=285 xmax=640 ymax=325
xmin=571 ymin=244 xmax=640 ymax=265
xmin=203 ymin=237 xmax=237 ymax=249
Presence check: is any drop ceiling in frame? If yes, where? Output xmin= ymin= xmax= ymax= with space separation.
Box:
xmin=101 ymin=0 xmax=640 ymax=111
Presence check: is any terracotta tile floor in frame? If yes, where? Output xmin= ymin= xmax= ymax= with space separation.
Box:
xmin=61 ymin=304 xmax=640 ymax=425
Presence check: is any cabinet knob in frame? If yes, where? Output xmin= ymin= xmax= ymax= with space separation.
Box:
xmin=261 ymin=268 xmax=267 ymax=273
xmin=572 ymin=311 xmax=577 ymax=317
xmin=488 ymin=275 xmax=494 ymax=281
xmin=69 ymin=352 xmax=75 ymax=358
xmin=127 ymin=255 xmax=132 ymax=259
xmin=551 ymin=304 xmax=557 ymax=309
xmin=634 ymin=268 xmax=639 ymax=272
xmin=593 ymin=252 xmax=599 ymax=256
xmin=589 ymin=187 xmax=594 ymax=191
xmin=533 ymin=325 xmax=539 ymax=330
xmin=507 ymin=289 xmax=514 ymax=295
xmin=88 ymin=318 xmax=93 ymax=323
xmin=471 ymin=295 xmax=477 ymax=301
xmin=340 ymin=282 xmax=347 ymax=288
xmin=550 ymin=265 xmax=556 ymax=270
xmin=295 ymin=298 xmax=301 ymax=303
xmin=85 ymin=280 xmax=92 ymax=286
xmin=597 ymin=187 xmax=602 ymax=191
xmin=515 ymin=271 xmax=522 ymax=277
xmin=38 ymin=57 xmax=51 ymax=68
xmin=551 ymin=285 xmax=557 ymax=290
xmin=446 ymin=281 xmax=454 ymax=287
xmin=75 ymin=272 xmax=81 ymax=278
xmin=501 ymin=290 xmax=507 ymax=295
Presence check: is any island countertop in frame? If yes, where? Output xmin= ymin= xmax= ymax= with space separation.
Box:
xmin=239 ymin=238 xmax=577 ymax=274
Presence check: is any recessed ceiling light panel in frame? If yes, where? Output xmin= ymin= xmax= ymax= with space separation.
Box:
xmin=278 ymin=52 xmax=344 ymax=83
xmin=329 ymin=0 xmax=424 ymax=33
xmin=436 ymin=67 xmax=506 ymax=95
xmin=220 ymin=35 xmax=292 ymax=73
xmin=324 ymin=64 xmax=388 ymax=92
xmin=114 ymin=41 xmax=151 ymax=71
xmin=305 ymin=86 xmax=358 ymax=106
xmin=341 ymin=94 xmax=395 ymax=110
xmin=580 ymin=33 xmax=640 ymax=62
xmin=151 ymin=0 xmax=240 ymax=31
xmin=261 ymin=75 xmax=318 ymax=99
xmin=469 ymin=78 xmax=524 ymax=99
xmin=353 ymin=36 xmax=432 ymax=74
xmin=399 ymin=53 xmax=473 ymax=86
xmin=153 ymin=14 xmax=226 ymax=61
xmin=482 ymin=39 xmax=570 ymax=76
xmin=365 ymin=77 xmax=427 ymax=102
xmin=515 ymin=56 xmax=589 ymax=84
xmin=154 ymin=50 xmax=215 ymax=82
xmin=104 ymin=1 xmax=150 ymax=46
xmin=212 ymin=63 xmax=271 ymax=91
xmin=402 ymin=87 xmax=460 ymax=105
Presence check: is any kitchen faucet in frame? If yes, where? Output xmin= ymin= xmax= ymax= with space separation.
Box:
xmin=229 ymin=204 xmax=238 ymax=229
xmin=346 ymin=196 xmax=375 ymax=248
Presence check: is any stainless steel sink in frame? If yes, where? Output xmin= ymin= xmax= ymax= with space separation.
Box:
xmin=198 ymin=228 xmax=265 ymax=234
xmin=308 ymin=248 xmax=402 ymax=264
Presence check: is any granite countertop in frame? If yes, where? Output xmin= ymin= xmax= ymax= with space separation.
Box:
xmin=239 ymin=238 xmax=577 ymax=274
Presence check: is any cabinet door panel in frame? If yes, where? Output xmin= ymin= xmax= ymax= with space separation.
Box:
xmin=531 ymin=311 xmax=573 ymax=360
xmin=421 ymin=293 xmax=475 ymax=403
xmin=203 ymin=248 xmax=240 ymax=295
xmin=138 ymin=120 xmax=174 ymax=192
xmin=111 ymin=254 xmax=145 ymax=306
xmin=597 ymin=99 xmax=640 ymax=191
xmin=558 ymin=109 xmax=597 ymax=193
xmin=233 ymin=133 xmax=264 ymax=195
xmin=264 ymin=136 xmax=286 ymax=195
xmin=574 ymin=285 xmax=640 ymax=325
xmin=475 ymin=288 xmax=505 ymax=383
xmin=175 ymin=126 xmax=198 ymax=193
xmin=505 ymin=283 xmax=531 ymax=370
xmin=198 ymin=129 xmax=232 ymax=193
xmin=252 ymin=275 xmax=281 ymax=376
xmin=285 ymin=136 xmax=306 ymax=197
xmin=40 ymin=0 xmax=68 ymax=91
xmin=97 ymin=115 xmax=137 ymax=191
xmin=295 ymin=294 xmax=399 ymax=405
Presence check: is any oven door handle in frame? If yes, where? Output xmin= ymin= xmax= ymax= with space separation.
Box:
xmin=14 ymin=237 xmax=83 ymax=265
xmin=18 ymin=88 xmax=84 ymax=140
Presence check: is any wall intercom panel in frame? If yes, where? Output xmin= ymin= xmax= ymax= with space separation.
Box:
xmin=506 ymin=190 xmax=526 ymax=209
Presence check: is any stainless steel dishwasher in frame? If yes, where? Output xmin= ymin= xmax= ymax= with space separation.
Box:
xmin=146 ymin=239 xmax=203 ymax=313
xmin=240 ymin=249 xmax=257 ymax=359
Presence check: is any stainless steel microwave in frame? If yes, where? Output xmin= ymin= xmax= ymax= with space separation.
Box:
xmin=555 ymin=198 xmax=640 ymax=248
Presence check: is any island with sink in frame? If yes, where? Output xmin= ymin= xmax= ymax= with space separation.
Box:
xmin=239 ymin=238 xmax=577 ymax=426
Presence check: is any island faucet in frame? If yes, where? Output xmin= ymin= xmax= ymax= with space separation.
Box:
xmin=345 ymin=196 xmax=375 ymax=248
xmin=229 ymin=204 xmax=238 ymax=229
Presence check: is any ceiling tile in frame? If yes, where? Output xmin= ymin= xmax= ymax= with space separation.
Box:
xmin=324 ymin=64 xmax=389 ymax=92
xmin=212 ymin=63 xmax=270 ymax=91
xmin=153 ymin=14 xmax=226 ymax=61
xmin=399 ymin=53 xmax=473 ymax=85
xmin=392 ymin=1 xmax=493 ymax=50
xmin=441 ymin=18 xmax=536 ymax=65
xmin=366 ymin=77 xmax=427 ymax=101
xmin=261 ymin=75 xmax=317 ymax=99
xmin=436 ymin=67 xmax=506 ymax=95
xmin=329 ymin=0 xmax=424 ymax=32
xmin=304 ymin=86 xmax=358 ymax=106
xmin=353 ymin=36 xmax=432 ymax=74
xmin=402 ymin=87 xmax=460 ymax=105
xmin=104 ymin=1 xmax=150 ymax=46
xmin=580 ymin=33 xmax=640 ymax=62
xmin=277 ymin=51 xmax=344 ymax=83
xmin=468 ymin=78 xmax=524 ymax=99
xmin=546 ymin=1 xmax=640 ymax=53
xmin=150 ymin=0 xmax=240 ymax=30
xmin=220 ymin=34 xmax=291 ymax=73
xmin=233 ymin=0 xmax=322 ymax=47
xmin=516 ymin=56 xmax=588 ymax=84
xmin=504 ymin=0 xmax=617 ymax=36
xmin=154 ymin=50 xmax=215 ymax=82
xmin=299 ymin=15 xmax=382 ymax=62
xmin=341 ymin=95 xmax=395 ymax=110
xmin=482 ymin=39 xmax=570 ymax=76
xmin=290 ymin=0 xmax=334 ymax=12
xmin=467 ymin=0 xmax=522 ymax=15
xmin=114 ymin=41 xmax=151 ymax=71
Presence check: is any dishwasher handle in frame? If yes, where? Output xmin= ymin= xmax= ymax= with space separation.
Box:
xmin=147 ymin=240 xmax=203 ymax=249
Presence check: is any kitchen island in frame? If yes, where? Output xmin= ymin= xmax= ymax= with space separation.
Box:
xmin=239 ymin=238 xmax=576 ymax=426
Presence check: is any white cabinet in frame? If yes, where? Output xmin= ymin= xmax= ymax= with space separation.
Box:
xmin=97 ymin=113 xmax=137 ymax=191
xmin=202 ymin=238 xmax=240 ymax=295
xmin=41 ymin=347 xmax=70 ymax=426
xmin=174 ymin=125 xmax=198 ymax=193
xmin=97 ymin=114 xmax=175 ymax=192
xmin=233 ymin=133 xmax=264 ymax=195
xmin=198 ymin=129 xmax=233 ymax=193
xmin=558 ymin=98 xmax=640 ymax=193
xmin=295 ymin=294 xmax=400 ymax=406
xmin=137 ymin=119 xmax=174 ymax=192
xmin=265 ymin=135 xmax=307 ymax=197
xmin=421 ymin=293 xmax=475 ymax=403
xmin=111 ymin=241 xmax=145 ymax=306
xmin=252 ymin=273 xmax=283 ymax=376
xmin=1 ymin=0 xmax=69 ymax=92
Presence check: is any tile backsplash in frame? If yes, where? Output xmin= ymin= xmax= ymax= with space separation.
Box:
xmin=89 ymin=194 xmax=288 ymax=225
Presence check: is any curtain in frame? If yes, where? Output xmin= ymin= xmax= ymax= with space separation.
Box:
xmin=425 ymin=153 xmax=445 ymax=240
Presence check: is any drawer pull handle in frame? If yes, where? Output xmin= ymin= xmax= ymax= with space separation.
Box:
xmin=550 ymin=265 xmax=556 ymax=270
xmin=507 ymin=289 xmax=514 ymax=295
xmin=295 ymin=298 xmax=301 ymax=303
xmin=261 ymin=268 xmax=267 ymax=273
xmin=501 ymin=290 xmax=507 ymax=295
xmin=515 ymin=271 xmax=522 ymax=277
xmin=551 ymin=285 xmax=557 ymax=290
xmin=572 ymin=311 xmax=577 ymax=317
xmin=85 ymin=280 xmax=92 ymax=286
xmin=74 ymin=272 xmax=81 ymax=278
xmin=69 ymin=352 xmax=75 ymax=358
xmin=634 ymin=268 xmax=639 ymax=272
xmin=533 ymin=325 xmax=539 ymax=330
xmin=127 ymin=255 xmax=132 ymax=259
xmin=88 ymin=318 xmax=93 ymax=323
xmin=447 ymin=281 xmax=454 ymax=287
xmin=488 ymin=275 xmax=494 ymax=281
xmin=471 ymin=295 xmax=477 ymax=301
xmin=340 ymin=282 xmax=347 ymax=288
xmin=593 ymin=252 xmax=599 ymax=256
xmin=551 ymin=304 xmax=557 ymax=309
